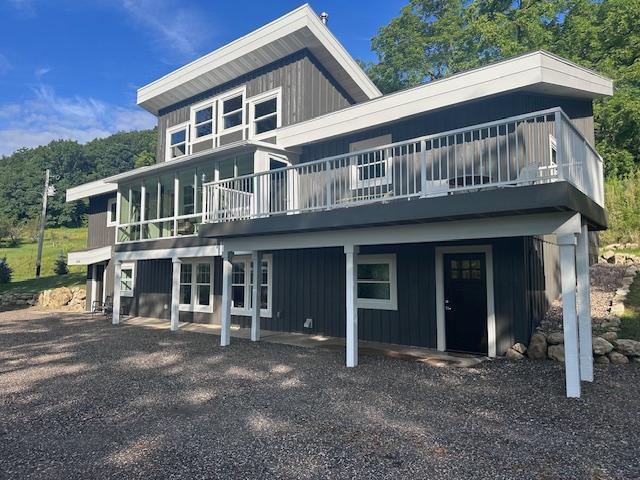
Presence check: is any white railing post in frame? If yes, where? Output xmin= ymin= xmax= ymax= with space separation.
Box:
xmin=254 ymin=175 xmax=261 ymax=217
xmin=420 ymin=140 xmax=427 ymax=196
xmin=325 ymin=160 xmax=332 ymax=209
xmin=554 ymin=111 xmax=565 ymax=181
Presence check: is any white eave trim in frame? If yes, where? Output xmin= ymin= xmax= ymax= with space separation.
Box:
xmin=276 ymin=51 xmax=613 ymax=148
xmin=68 ymin=246 xmax=112 ymax=266
xmin=114 ymin=244 xmax=222 ymax=262
xmin=136 ymin=4 xmax=380 ymax=114
xmin=66 ymin=179 xmax=117 ymax=202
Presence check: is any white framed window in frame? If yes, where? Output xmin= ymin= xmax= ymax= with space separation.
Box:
xmin=120 ymin=262 xmax=135 ymax=297
xmin=166 ymin=122 xmax=189 ymax=161
xmin=231 ymin=254 xmax=272 ymax=317
xmin=249 ymin=88 xmax=281 ymax=138
xmin=219 ymin=87 xmax=245 ymax=134
xmin=190 ymin=100 xmax=215 ymax=141
xmin=349 ymin=135 xmax=393 ymax=190
xmin=357 ymin=254 xmax=397 ymax=310
xmin=106 ymin=197 xmax=117 ymax=227
xmin=179 ymin=259 xmax=214 ymax=313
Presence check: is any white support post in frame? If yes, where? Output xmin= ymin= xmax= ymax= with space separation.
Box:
xmin=112 ymin=260 xmax=122 ymax=325
xmin=576 ymin=223 xmax=593 ymax=382
xmin=171 ymin=258 xmax=182 ymax=332
xmin=345 ymin=244 xmax=359 ymax=367
xmin=220 ymin=251 xmax=233 ymax=347
xmin=251 ymin=251 xmax=262 ymax=342
xmin=558 ymin=233 xmax=581 ymax=398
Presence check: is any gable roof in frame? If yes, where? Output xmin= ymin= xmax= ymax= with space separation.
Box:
xmin=137 ymin=4 xmax=381 ymax=115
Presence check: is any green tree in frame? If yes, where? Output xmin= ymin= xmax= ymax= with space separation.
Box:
xmin=367 ymin=0 xmax=640 ymax=177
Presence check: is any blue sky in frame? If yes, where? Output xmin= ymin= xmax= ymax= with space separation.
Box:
xmin=0 ymin=0 xmax=406 ymax=156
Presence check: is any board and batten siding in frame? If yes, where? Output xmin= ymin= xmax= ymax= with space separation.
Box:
xmin=88 ymin=194 xmax=116 ymax=249
xmin=156 ymin=49 xmax=354 ymax=163
xmin=299 ymin=92 xmax=595 ymax=163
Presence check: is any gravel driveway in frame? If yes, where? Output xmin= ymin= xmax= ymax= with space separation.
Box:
xmin=1 ymin=309 xmax=639 ymax=480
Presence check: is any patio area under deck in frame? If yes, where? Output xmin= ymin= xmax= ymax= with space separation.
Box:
xmin=215 ymin=211 xmax=595 ymax=398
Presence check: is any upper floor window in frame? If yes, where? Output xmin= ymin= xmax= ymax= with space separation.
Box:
xmin=220 ymin=88 xmax=245 ymax=132
xmin=192 ymin=103 xmax=214 ymax=140
xmin=106 ymin=198 xmax=117 ymax=227
xmin=166 ymin=122 xmax=189 ymax=161
xmin=249 ymin=88 xmax=281 ymax=137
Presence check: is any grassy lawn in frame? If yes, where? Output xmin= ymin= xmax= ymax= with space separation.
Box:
xmin=0 ymin=227 xmax=87 ymax=294
xmin=600 ymin=247 xmax=640 ymax=257
xmin=620 ymin=273 xmax=640 ymax=341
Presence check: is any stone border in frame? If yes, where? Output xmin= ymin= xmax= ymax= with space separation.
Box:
xmin=506 ymin=263 xmax=639 ymax=364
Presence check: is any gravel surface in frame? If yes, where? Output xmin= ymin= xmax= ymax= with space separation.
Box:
xmin=1 ymin=308 xmax=640 ymax=480
xmin=541 ymin=263 xmax=627 ymax=332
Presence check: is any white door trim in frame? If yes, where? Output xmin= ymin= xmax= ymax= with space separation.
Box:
xmin=90 ymin=264 xmax=98 ymax=311
xmin=435 ymin=245 xmax=496 ymax=358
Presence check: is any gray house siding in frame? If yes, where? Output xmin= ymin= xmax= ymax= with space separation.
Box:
xmin=156 ymin=49 xmax=354 ymax=163
xmin=298 ymin=92 xmax=594 ymax=163
xmin=88 ymin=193 xmax=116 ymax=249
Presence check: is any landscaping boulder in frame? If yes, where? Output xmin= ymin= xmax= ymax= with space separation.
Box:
xmin=608 ymin=351 xmax=629 ymax=365
xmin=592 ymin=337 xmax=614 ymax=356
xmin=594 ymin=355 xmax=610 ymax=364
xmin=614 ymin=339 xmax=640 ymax=357
xmin=548 ymin=344 xmax=565 ymax=363
xmin=527 ymin=333 xmax=548 ymax=360
xmin=602 ymin=250 xmax=615 ymax=263
xmin=546 ymin=332 xmax=564 ymax=345
xmin=600 ymin=331 xmax=618 ymax=344
xmin=506 ymin=343 xmax=527 ymax=360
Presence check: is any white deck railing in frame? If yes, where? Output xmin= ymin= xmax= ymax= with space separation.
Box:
xmin=203 ymin=108 xmax=604 ymax=224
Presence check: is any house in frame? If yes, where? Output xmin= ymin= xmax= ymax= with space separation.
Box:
xmin=66 ymin=4 xmax=613 ymax=398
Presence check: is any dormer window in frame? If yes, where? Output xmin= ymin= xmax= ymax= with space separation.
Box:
xmin=220 ymin=88 xmax=245 ymax=132
xmin=250 ymin=88 xmax=281 ymax=137
xmin=166 ymin=122 xmax=189 ymax=161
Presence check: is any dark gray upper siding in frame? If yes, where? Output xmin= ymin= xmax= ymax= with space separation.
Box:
xmin=88 ymin=193 xmax=116 ymax=249
xmin=297 ymin=92 xmax=595 ymax=163
xmin=156 ymin=49 xmax=354 ymax=163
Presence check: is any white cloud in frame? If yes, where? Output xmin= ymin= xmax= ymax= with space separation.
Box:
xmin=34 ymin=67 xmax=51 ymax=78
xmin=120 ymin=0 xmax=212 ymax=61
xmin=7 ymin=0 xmax=35 ymax=16
xmin=0 ymin=84 xmax=156 ymax=156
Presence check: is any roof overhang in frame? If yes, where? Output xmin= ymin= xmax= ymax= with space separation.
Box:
xmin=276 ymin=51 xmax=614 ymax=148
xmin=68 ymin=246 xmax=112 ymax=266
xmin=66 ymin=179 xmax=117 ymax=202
xmin=137 ymin=4 xmax=381 ymax=115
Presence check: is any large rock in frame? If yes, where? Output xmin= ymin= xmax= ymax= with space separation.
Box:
xmin=610 ymin=303 xmax=625 ymax=316
xmin=614 ymin=339 xmax=640 ymax=357
xmin=506 ymin=348 xmax=526 ymax=361
xmin=527 ymin=333 xmax=548 ymax=360
xmin=600 ymin=331 xmax=618 ymax=344
xmin=548 ymin=344 xmax=565 ymax=363
xmin=594 ymin=355 xmax=610 ymax=364
xmin=592 ymin=337 xmax=614 ymax=355
xmin=602 ymin=250 xmax=615 ymax=262
xmin=546 ymin=332 xmax=564 ymax=345
xmin=608 ymin=351 xmax=629 ymax=365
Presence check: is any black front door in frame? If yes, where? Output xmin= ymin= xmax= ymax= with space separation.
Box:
xmin=443 ymin=253 xmax=488 ymax=355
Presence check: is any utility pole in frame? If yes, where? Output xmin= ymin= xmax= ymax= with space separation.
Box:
xmin=35 ymin=169 xmax=50 ymax=278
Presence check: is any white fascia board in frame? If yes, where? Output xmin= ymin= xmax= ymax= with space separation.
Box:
xmin=114 ymin=245 xmax=221 ymax=262
xmin=66 ymin=179 xmax=117 ymax=202
xmin=222 ymin=211 xmax=580 ymax=252
xmin=68 ymin=246 xmax=112 ymax=266
xmin=137 ymin=4 xmax=380 ymax=114
xmin=276 ymin=51 xmax=613 ymax=149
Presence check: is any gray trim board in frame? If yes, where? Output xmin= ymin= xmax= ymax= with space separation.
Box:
xmin=199 ymin=182 xmax=607 ymax=240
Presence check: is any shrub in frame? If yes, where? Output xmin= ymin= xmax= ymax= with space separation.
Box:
xmin=0 ymin=257 xmax=12 ymax=284
xmin=601 ymin=168 xmax=640 ymax=245
xmin=54 ymin=252 xmax=69 ymax=275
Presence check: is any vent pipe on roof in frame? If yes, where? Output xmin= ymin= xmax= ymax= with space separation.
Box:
xmin=320 ymin=12 xmax=329 ymax=25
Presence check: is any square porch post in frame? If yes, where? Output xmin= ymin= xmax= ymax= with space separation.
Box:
xmin=171 ymin=258 xmax=182 ymax=332
xmin=576 ymin=223 xmax=593 ymax=382
xmin=112 ymin=260 xmax=122 ymax=325
xmin=557 ymin=233 xmax=581 ymax=398
xmin=345 ymin=244 xmax=359 ymax=367
xmin=251 ymin=251 xmax=262 ymax=342
xmin=220 ymin=251 xmax=233 ymax=346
